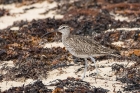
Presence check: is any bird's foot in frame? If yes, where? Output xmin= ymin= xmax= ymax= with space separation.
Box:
xmin=95 ymin=73 xmax=104 ymax=79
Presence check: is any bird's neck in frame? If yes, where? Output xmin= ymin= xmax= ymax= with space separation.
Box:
xmin=62 ymin=32 xmax=70 ymax=40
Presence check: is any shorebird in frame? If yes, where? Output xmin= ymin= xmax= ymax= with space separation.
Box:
xmin=43 ymin=24 xmax=120 ymax=80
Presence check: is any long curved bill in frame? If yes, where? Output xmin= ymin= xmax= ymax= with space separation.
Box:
xmin=41 ymin=29 xmax=58 ymax=38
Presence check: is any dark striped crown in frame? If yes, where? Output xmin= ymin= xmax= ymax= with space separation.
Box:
xmin=58 ymin=24 xmax=70 ymax=30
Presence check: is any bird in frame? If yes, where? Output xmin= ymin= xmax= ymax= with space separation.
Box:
xmin=43 ymin=24 xmax=120 ymax=80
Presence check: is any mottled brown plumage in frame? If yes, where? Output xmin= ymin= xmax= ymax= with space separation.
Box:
xmin=58 ymin=24 xmax=119 ymax=79
xmin=64 ymin=35 xmax=117 ymax=58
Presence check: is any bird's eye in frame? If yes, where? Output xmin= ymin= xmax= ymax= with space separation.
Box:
xmin=62 ymin=27 xmax=65 ymax=29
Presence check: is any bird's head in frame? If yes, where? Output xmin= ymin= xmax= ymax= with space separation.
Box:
xmin=41 ymin=24 xmax=70 ymax=38
xmin=58 ymin=25 xmax=70 ymax=34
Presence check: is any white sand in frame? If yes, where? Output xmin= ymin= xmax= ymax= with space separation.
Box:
xmin=0 ymin=1 xmax=138 ymax=92
xmin=0 ymin=79 xmax=34 ymax=91
xmin=43 ymin=59 xmax=132 ymax=92
xmin=0 ymin=58 xmax=134 ymax=92
xmin=43 ymin=42 xmax=64 ymax=48
xmin=0 ymin=42 xmax=135 ymax=92
xmin=0 ymin=1 xmax=63 ymax=29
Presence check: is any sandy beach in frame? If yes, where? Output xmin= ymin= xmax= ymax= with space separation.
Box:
xmin=0 ymin=0 xmax=140 ymax=93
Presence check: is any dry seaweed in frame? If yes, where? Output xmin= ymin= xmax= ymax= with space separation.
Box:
xmin=0 ymin=0 xmax=45 ymax=5
xmin=0 ymin=8 xmax=10 ymax=17
xmin=2 ymin=80 xmax=51 ymax=93
xmin=0 ymin=0 xmax=140 ymax=92
xmin=116 ymin=56 xmax=140 ymax=92
xmin=1 ymin=78 xmax=109 ymax=93
xmin=49 ymin=77 xmax=109 ymax=93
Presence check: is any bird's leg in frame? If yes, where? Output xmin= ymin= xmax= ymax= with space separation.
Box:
xmin=82 ymin=58 xmax=88 ymax=80
xmin=90 ymin=57 xmax=98 ymax=75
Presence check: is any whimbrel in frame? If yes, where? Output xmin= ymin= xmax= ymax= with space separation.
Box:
xmin=44 ymin=24 xmax=120 ymax=80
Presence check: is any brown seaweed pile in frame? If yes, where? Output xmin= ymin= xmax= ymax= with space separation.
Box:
xmin=2 ymin=78 xmax=110 ymax=93
xmin=0 ymin=0 xmax=45 ymax=5
xmin=2 ymin=80 xmax=51 ymax=93
xmin=0 ymin=0 xmax=140 ymax=92
xmin=0 ymin=8 xmax=10 ymax=17
xmin=115 ymin=56 xmax=140 ymax=92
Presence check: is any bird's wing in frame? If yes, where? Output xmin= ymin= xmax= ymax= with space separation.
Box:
xmin=68 ymin=35 xmax=116 ymax=54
